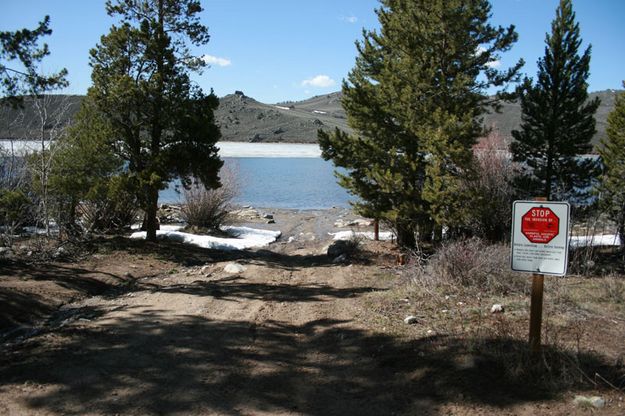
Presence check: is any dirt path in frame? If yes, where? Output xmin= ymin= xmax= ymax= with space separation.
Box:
xmin=0 ymin=238 xmax=404 ymax=415
xmin=1 ymin=211 xmax=622 ymax=415
xmin=0 ymin=211 xmax=408 ymax=415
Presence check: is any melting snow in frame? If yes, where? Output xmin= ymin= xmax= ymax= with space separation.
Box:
xmin=570 ymin=234 xmax=621 ymax=248
xmin=329 ymin=230 xmax=395 ymax=241
xmin=130 ymin=225 xmax=281 ymax=250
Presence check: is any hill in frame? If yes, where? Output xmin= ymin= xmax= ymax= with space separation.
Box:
xmin=1 ymin=90 xmax=620 ymax=146
xmin=215 ymin=91 xmax=351 ymax=143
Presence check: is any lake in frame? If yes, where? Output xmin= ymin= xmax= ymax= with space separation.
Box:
xmin=161 ymin=142 xmax=352 ymax=209
xmin=161 ymin=157 xmax=352 ymax=209
xmin=0 ymin=140 xmax=353 ymax=209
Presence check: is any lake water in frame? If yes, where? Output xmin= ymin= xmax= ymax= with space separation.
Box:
xmin=161 ymin=157 xmax=352 ymax=209
xmin=0 ymin=140 xmax=352 ymax=209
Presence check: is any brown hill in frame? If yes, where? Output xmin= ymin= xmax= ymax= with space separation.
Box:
xmin=1 ymin=90 xmax=619 ymax=145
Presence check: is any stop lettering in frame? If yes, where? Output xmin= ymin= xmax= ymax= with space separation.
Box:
xmin=521 ymin=207 xmax=560 ymax=244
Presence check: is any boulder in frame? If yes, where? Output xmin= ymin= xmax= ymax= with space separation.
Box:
xmin=490 ymin=304 xmax=505 ymax=314
xmin=574 ymin=396 xmax=605 ymax=409
xmin=327 ymin=240 xmax=351 ymax=258
xmin=404 ymin=316 xmax=418 ymax=325
xmin=224 ymin=262 xmax=246 ymax=274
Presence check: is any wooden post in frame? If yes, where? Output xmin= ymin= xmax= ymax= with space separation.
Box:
xmin=529 ymin=196 xmax=547 ymax=355
xmin=374 ymin=219 xmax=379 ymax=241
xmin=529 ymin=272 xmax=544 ymax=355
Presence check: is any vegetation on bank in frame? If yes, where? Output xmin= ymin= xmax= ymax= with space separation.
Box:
xmin=0 ymin=0 xmax=623 ymax=256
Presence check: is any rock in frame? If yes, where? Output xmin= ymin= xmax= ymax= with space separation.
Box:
xmin=123 ymin=272 xmax=133 ymax=278
xmin=266 ymin=219 xmax=275 ymax=224
xmin=327 ymin=240 xmax=351 ymax=258
xmin=404 ymin=316 xmax=418 ymax=325
xmin=224 ymin=262 xmax=246 ymax=274
xmin=262 ymin=213 xmax=274 ymax=220
xmin=332 ymin=254 xmax=347 ymax=264
xmin=53 ymin=247 xmax=67 ymax=259
xmin=334 ymin=218 xmax=374 ymax=228
xmin=574 ymin=395 xmax=605 ymax=409
xmin=287 ymin=236 xmax=296 ymax=243
xmin=490 ymin=304 xmax=505 ymax=314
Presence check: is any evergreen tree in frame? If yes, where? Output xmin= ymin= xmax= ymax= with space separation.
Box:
xmin=511 ymin=0 xmax=599 ymax=201
xmin=319 ymin=0 xmax=522 ymax=246
xmin=89 ymin=0 xmax=222 ymax=241
xmin=597 ymin=85 xmax=625 ymax=253
xmin=48 ymin=94 xmax=126 ymax=233
xmin=0 ymin=16 xmax=68 ymax=106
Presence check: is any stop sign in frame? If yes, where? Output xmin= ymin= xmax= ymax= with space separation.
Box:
xmin=521 ymin=207 xmax=560 ymax=244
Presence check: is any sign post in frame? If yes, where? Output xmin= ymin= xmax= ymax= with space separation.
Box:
xmin=511 ymin=200 xmax=570 ymax=355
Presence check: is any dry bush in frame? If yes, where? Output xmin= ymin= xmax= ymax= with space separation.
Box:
xmin=408 ymin=238 xmax=528 ymax=295
xmin=465 ymin=130 xmax=519 ymax=241
xmin=181 ymin=164 xmax=239 ymax=231
xmin=77 ymin=197 xmax=138 ymax=233
xmin=599 ymin=274 xmax=625 ymax=304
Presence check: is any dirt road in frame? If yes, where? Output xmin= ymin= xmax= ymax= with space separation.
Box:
xmin=0 ymin=211 xmax=414 ymax=415
xmin=1 ymin=210 xmax=622 ymax=415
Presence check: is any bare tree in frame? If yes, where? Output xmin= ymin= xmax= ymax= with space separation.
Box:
xmin=25 ymin=94 xmax=74 ymax=235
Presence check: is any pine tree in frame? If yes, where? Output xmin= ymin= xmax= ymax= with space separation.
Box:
xmin=89 ymin=0 xmax=222 ymax=241
xmin=597 ymin=86 xmax=625 ymax=253
xmin=48 ymin=94 xmax=125 ymax=233
xmin=511 ymin=0 xmax=599 ymax=201
xmin=0 ymin=16 xmax=68 ymax=106
xmin=319 ymin=0 xmax=522 ymax=246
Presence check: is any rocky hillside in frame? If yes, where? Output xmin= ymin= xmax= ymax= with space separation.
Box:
xmin=1 ymin=90 xmax=620 ymax=146
xmin=215 ymin=91 xmax=351 ymax=143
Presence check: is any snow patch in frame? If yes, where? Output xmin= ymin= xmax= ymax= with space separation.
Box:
xmin=274 ymin=105 xmax=290 ymax=110
xmin=329 ymin=230 xmax=394 ymax=241
xmin=217 ymin=141 xmax=321 ymax=158
xmin=570 ymin=234 xmax=621 ymax=248
xmin=312 ymin=110 xmax=327 ymax=115
xmin=130 ymin=225 xmax=281 ymax=250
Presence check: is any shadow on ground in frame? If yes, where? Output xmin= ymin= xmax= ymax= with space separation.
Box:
xmin=1 ymin=305 xmax=621 ymax=415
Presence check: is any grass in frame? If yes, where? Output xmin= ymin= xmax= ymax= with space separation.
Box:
xmin=361 ymin=238 xmax=625 ymax=394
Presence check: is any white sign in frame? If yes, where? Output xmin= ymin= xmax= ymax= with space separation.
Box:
xmin=511 ymin=201 xmax=570 ymax=276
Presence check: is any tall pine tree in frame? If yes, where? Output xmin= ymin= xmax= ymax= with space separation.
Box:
xmin=0 ymin=16 xmax=68 ymax=106
xmin=319 ymin=0 xmax=522 ymax=246
xmin=511 ymin=0 xmax=599 ymax=201
xmin=597 ymin=85 xmax=625 ymax=253
xmin=89 ymin=0 xmax=222 ymax=241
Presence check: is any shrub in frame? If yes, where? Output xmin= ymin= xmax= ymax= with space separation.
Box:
xmin=464 ymin=130 xmax=518 ymax=241
xmin=78 ymin=175 xmax=138 ymax=233
xmin=408 ymin=238 xmax=528 ymax=295
xmin=181 ymin=164 xmax=239 ymax=231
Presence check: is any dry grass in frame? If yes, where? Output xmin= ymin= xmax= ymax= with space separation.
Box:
xmin=361 ymin=238 xmax=625 ymax=393
xmin=181 ymin=165 xmax=239 ymax=231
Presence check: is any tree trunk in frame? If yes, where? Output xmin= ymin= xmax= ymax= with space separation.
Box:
xmin=396 ymin=222 xmax=416 ymax=248
xmin=145 ymin=186 xmax=159 ymax=242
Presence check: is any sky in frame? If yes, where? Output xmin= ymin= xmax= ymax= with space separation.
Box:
xmin=1 ymin=0 xmax=624 ymax=104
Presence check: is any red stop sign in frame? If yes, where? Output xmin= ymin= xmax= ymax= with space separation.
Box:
xmin=521 ymin=207 xmax=560 ymax=244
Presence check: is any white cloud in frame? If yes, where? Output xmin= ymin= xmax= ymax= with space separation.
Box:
xmin=342 ymin=15 xmax=358 ymax=23
xmin=476 ymin=46 xmax=500 ymax=68
xmin=202 ymin=54 xmax=232 ymax=67
xmin=301 ymin=75 xmax=336 ymax=88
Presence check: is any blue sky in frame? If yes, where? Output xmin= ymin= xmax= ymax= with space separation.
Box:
xmin=1 ymin=0 xmax=623 ymax=103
